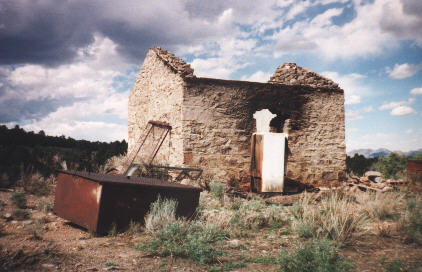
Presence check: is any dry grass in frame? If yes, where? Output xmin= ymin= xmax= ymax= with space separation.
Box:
xmin=103 ymin=154 xmax=127 ymax=174
xmin=19 ymin=172 xmax=54 ymax=196
xmin=291 ymin=192 xmax=367 ymax=243
xmin=144 ymin=196 xmax=178 ymax=233
xmin=356 ymin=192 xmax=404 ymax=221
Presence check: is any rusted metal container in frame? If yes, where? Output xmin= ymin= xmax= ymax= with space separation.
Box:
xmin=407 ymin=160 xmax=422 ymax=182
xmin=54 ymin=170 xmax=202 ymax=234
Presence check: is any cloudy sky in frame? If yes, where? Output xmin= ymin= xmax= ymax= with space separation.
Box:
xmin=0 ymin=0 xmax=421 ymax=152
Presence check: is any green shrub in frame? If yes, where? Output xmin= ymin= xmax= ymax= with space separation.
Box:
xmin=210 ymin=182 xmax=224 ymax=201
xmin=380 ymin=257 xmax=404 ymax=272
xmin=10 ymin=192 xmax=26 ymax=208
xmin=138 ymin=220 xmax=227 ymax=265
xmin=36 ymin=200 xmax=53 ymax=213
xmin=25 ymin=218 xmax=47 ymax=239
xmin=229 ymin=199 xmax=242 ymax=210
xmin=278 ymin=239 xmax=354 ymax=272
xmin=403 ymin=197 xmax=422 ymax=245
xmin=11 ymin=209 xmax=29 ymax=220
xmin=144 ymin=196 xmax=178 ymax=233
xmin=374 ymin=153 xmax=406 ymax=179
xmin=295 ymin=220 xmax=317 ymax=238
xmin=245 ymin=256 xmax=279 ymax=264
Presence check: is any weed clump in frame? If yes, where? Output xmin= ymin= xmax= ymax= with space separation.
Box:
xmin=108 ymin=222 xmax=118 ymax=237
xmin=144 ymin=196 xmax=178 ymax=233
xmin=209 ymin=182 xmax=224 ymax=203
xmin=11 ymin=209 xmax=29 ymax=220
xmin=20 ymin=172 xmax=53 ymax=196
xmin=36 ymin=200 xmax=53 ymax=213
xmin=291 ymin=192 xmax=366 ymax=243
xmin=403 ymin=197 xmax=422 ymax=245
xmin=25 ymin=217 xmax=48 ymax=239
xmin=199 ymin=192 xmax=289 ymax=237
xmin=359 ymin=192 xmax=403 ymax=221
xmin=380 ymin=257 xmax=404 ymax=272
xmin=278 ymin=239 xmax=354 ymax=272
xmin=10 ymin=192 xmax=26 ymax=208
xmin=138 ymin=220 xmax=227 ymax=265
xmin=126 ymin=220 xmax=142 ymax=236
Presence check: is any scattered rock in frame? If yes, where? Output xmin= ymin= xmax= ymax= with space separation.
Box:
xmin=228 ymin=239 xmax=241 ymax=247
xmin=364 ymin=171 xmax=381 ymax=177
xmin=382 ymin=186 xmax=393 ymax=192
xmin=4 ymin=212 xmax=12 ymax=220
xmin=360 ymin=176 xmax=370 ymax=183
xmin=23 ymin=220 xmax=33 ymax=225
xmin=41 ymin=263 xmax=56 ymax=269
xmin=374 ymin=176 xmax=383 ymax=183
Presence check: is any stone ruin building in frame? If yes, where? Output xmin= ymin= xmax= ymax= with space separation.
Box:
xmin=128 ymin=47 xmax=346 ymax=187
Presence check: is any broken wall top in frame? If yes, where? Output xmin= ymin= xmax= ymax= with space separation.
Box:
xmin=151 ymin=47 xmax=195 ymax=78
xmin=149 ymin=47 xmax=342 ymax=91
xmin=269 ymin=62 xmax=341 ymax=90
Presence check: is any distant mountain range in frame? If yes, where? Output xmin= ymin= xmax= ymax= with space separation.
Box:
xmin=347 ymin=148 xmax=422 ymax=158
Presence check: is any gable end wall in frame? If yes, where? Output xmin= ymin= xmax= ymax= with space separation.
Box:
xmin=128 ymin=50 xmax=184 ymax=166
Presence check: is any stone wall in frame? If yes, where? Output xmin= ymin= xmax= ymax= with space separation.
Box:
xmin=128 ymin=48 xmax=346 ymax=186
xmin=269 ymin=62 xmax=340 ymax=89
xmin=128 ymin=49 xmax=185 ymax=166
xmin=182 ymin=78 xmax=346 ymax=186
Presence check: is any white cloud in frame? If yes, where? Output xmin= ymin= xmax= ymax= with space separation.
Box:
xmin=379 ymin=98 xmax=416 ymax=116
xmin=322 ymin=72 xmax=370 ymax=105
xmin=410 ymin=87 xmax=422 ymax=95
xmin=391 ymin=106 xmax=416 ymax=116
xmin=266 ymin=0 xmax=422 ymax=60
xmin=387 ymin=62 xmax=422 ymax=79
xmin=241 ymin=71 xmax=271 ymax=82
xmin=23 ymin=121 xmax=127 ymax=142
xmin=346 ymin=109 xmax=363 ymax=121
xmin=346 ymin=106 xmax=374 ymax=121
xmin=1 ymin=34 xmax=132 ymax=141
xmin=190 ymin=38 xmax=257 ymax=79
xmin=405 ymin=129 xmax=414 ymax=134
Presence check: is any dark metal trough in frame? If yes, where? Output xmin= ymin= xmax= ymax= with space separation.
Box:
xmin=53 ymin=170 xmax=202 ymax=234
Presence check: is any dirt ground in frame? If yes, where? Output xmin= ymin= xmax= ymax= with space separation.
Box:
xmin=1 ymin=190 xmax=421 ymax=272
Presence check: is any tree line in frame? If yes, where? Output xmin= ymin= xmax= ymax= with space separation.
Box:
xmin=346 ymin=152 xmax=422 ymax=179
xmin=0 ymin=125 xmax=127 ymax=187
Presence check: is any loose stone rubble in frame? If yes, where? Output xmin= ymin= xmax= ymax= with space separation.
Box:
xmin=269 ymin=63 xmax=340 ymax=89
xmin=346 ymin=171 xmax=407 ymax=192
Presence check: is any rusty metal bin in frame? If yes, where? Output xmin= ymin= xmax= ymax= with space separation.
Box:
xmin=407 ymin=160 xmax=422 ymax=182
xmin=53 ymin=170 xmax=202 ymax=234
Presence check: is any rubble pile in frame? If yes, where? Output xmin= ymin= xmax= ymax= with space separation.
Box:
xmin=152 ymin=47 xmax=195 ymax=78
xmin=269 ymin=62 xmax=340 ymax=89
xmin=347 ymin=171 xmax=407 ymax=192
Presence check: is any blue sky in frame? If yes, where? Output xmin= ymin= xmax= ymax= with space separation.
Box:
xmin=0 ymin=0 xmax=421 ymax=152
